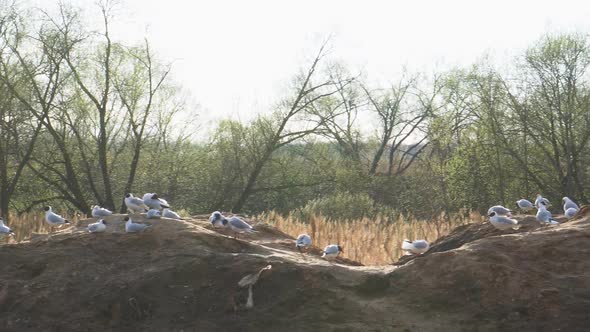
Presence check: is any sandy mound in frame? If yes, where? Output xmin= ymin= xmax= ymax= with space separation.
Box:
xmin=0 ymin=213 xmax=589 ymax=331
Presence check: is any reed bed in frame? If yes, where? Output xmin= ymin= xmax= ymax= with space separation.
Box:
xmin=1 ymin=211 xmax=86 ymax=244
xmin=257 ymin=210 xmax=483 ymax=266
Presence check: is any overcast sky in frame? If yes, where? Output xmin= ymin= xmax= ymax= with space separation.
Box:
xmin=68 ymin=0 xmax=590 ymax=126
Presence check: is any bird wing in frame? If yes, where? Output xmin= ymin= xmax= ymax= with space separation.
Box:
xmin=47 ymin=213 xmax=64 ymax=224
xmin=229 ymin=217 xmax=252 ymax=230
xmin=412 ymin=240 xmax=429 ymax=249
xmin=127 ymin=223 xmax=148 ymax=232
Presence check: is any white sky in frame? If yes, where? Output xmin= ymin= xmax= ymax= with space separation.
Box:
xmin=66 ymin=0 xmax=590 ymax=127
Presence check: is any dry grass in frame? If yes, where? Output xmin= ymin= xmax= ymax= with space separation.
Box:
xmin=257 ymin=210 xmax=483 ymax=266
xmin=1 ymin=211 xmax=85 ymax=243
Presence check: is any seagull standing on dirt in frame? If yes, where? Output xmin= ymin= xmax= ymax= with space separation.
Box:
xmin=143 ymin=193 xmax=170 ymax=210
xmin=162 ymin=208 xmax=181 ymax=220
xmin=322 ymin=244 xmax=343 ymax=259
xmin=562 ymin=197 xmax=579 ymax=211
xmin=91 ymin=205 xmax=112 ymax=218
xmin=43 ymin=206 xmax=70 ymax=226
xmin=488 ymin=211 xmax=520 ymax=230
xmin=146 ymin=209 xmax=162 ymax=219
xmin=209 ymin=211 xmax=226 ymax=228
xmin=124 ymin=216 xmax=150 ymax=233
xmin=87 ymin=219 xmax=107 ymax=233
xmin=295 ymin=234 xmax=312 ymax=252
xmin=0 ymin=217 xmax=14 ymax=236
xmin=401 ymin=239 xmax=430 ymax=255
xmin=516 ymin=199 xmax=534 ymax=212
xmin=124 ymin=194 xmax=148 ymax=213
xmin=487 ymin=205 xmax=512 ymax=217
xmin=534 ymin=194 xmax=551 ymax=208
xmin=223 ymin=216 xmax=256 ymax=238
xmin=565 ymin=207 xmax=578 ymax=219
xmin=536 ymin=203 xmax=559 ymax=225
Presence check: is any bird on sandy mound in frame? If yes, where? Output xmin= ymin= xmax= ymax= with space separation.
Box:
xmin=162 ymin=208 xmax=181 ymax=220
xmin=296 ymin=234 xmax=312 ymax=252
xmin=488 ymin=211 xmax=520 ymax=230
xmin=91 ymin=205 xmax=112 ymax=218
xmin=401 ymin=239 xmax=429 ymax=255
xmin=0 ymin=217 xmax=14 ymax=236
xmin=322 ymin=244 xmax=343 ymax=259
xmin=534 ymin=194 xmax=551 ymax=208
xmin=146 ymin=209 xmax=162 ymax=219
xmin=87 ymin=219 xmax=107 ymax=233
xmin=222 ymin=216 xmax=256 ymax=239
xmin=143 ymin=193 xmax=169 ymax=210
xmin=43 ymin=206 xmax=70 ymax=226
xmin=124 ymin=194 xmax=148 ymax=213
xmin=487 ymin=205 xmax=513 ymax=217
xmin=536 ymin=202 xmax=559 ymax=225
xmin=516 ymin=199 xmax=534 ymax=213
xmin=124 ymin=216 xmax=150 ymax=233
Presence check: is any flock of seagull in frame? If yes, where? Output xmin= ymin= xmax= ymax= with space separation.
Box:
xmin=0 ymin=192 xmax=583 ymax=261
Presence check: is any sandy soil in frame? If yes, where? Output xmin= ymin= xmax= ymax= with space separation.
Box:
xmin=0 ymin=212 xmax=588 ymax=331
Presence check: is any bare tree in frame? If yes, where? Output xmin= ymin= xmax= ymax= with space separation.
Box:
xmin=232 ymin=42 xmax=351 ymax=212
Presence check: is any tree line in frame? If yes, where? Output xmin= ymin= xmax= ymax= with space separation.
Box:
xmin=1 ymin=1 xmax=589 ymax=222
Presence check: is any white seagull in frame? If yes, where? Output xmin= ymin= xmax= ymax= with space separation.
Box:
xmin=162 ymin=208 xmax=181 ymax=220
xmin=295 ymin=234 xmax=312 ymax=252
xmin=488 ymin=211 xmax=520 ymax=230
xmin=143 ymin=193 xmax=170 ymax=210
xmin=534 ymin=194 xmax=551 ymax=208
xmin=402 ymin=239 xmax=430 ymax=255
xmin=124 ymin=194 xmax=148 ymax=213
xmin=43 ymin=206 xmax=70 ymax=226
xmin=536 ymin=203 xmax=559 ymax=225
xmin=124 ymin=216 xmax=150 ymax=233
xmin=321 ymin=244 xmax=343 ymax=260
xmin=209 ymin=211 xmax=226 ymax=228
xmin=223 ymin=216 xmax=256 ymax=238
xmin=146 ymin=209 xmax=162 ymax=219
xmin=91 ymin=205 xmax=113 ymax=218
xmin=562 ymin=197 xmax=579 ymax=211
xmin=87 ymin=219 xmax=107 ymax=233
xmin=565 ymin=207 xmax=578 ymax=219
xmin=0 ymin=217 xmax=14 ymax=236
xmin=487 ymin=205 xmax=512 ymax=217
xmin=516 ymin=199 xmax=534 ymax=212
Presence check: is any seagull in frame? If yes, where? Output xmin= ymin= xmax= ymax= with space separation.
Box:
xmin=146 ymin=209 xmax=161 ymax=219
xmin=321 ymin=244 xmax=343 ymax=260
xmin=87 ymin=219 xmax=107 ymax=233
xmin=487 ymin=205 xmax=512 ymax=217
xmin=43 ymin=206 xmax=70 ymax=226
xmin=401 ymin=239 xmax=430 ymax=255
xmin=562 ymin=197 xmax=579 ymax=211
xmin=124 ymin=216 xmax=150 ymax=233
xmin=565 ymin=207 xmax=579 ymax=219
xmin=124 ymin=194 xmax=148 ymax=213
xmin=209 ymin=211 xmax=226 ymax=228
xmin=516 ymin=199 xmax=534 ymax=212
xmin=0 ymin=218 xmax=14 ymax=236
xmin=91 ymin=205 xmax=113 ymax=218
xmin=223 ymin=216 xmax=256 ymax=238
xmin=488 ymin=211 xmax=520 ymax=230
xmin=534 ymin=194 xmax=551 ymax=208
xmin=536 ymin=203 xmax=559 ymax=225
xmin=162 ymin=208 xmax=181 ymax=220
xmin=295 ymin=234 xmax=312 ymax=252
xmin=143 ymin=193 xmax=169 ymax=210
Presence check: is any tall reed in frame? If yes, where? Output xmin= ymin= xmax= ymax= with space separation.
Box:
xmin=257 ymin=210 xmax=481 ymax=265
